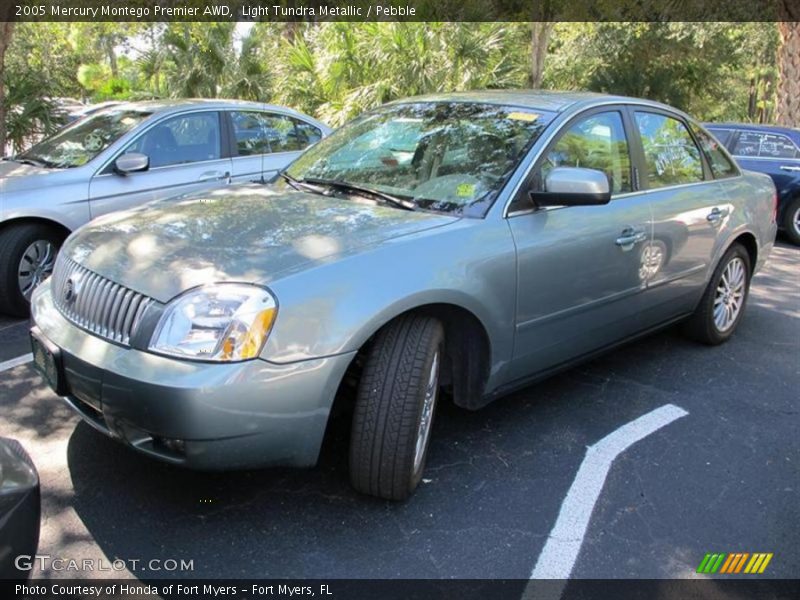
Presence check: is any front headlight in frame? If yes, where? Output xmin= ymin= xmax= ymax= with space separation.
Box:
xmin=149 ymin=284 xmax=277 ymax=362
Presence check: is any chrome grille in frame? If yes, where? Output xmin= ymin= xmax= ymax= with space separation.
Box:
xmin=51 ymin=256 xmax=153 ymax=345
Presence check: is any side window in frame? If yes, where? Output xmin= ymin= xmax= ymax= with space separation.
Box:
xmin=540 ymin=111 xmax=632 ymax=194
xmin=707 ymin=128 xmax=733 ymax=147
xmin=262 ymin=114 xmax=321 ymax=153
xmin=634 ymin=112 xmax=704 ymax=188
xmin=691 ymin=124 xmax=738 ymax=179
xmin=124 ymin=112 xmax=221 ymax=168
xmin=294 ymin=120 xmax=323 ymax=148
xmin=230 ymin=111 xmax=270 ymax=156
xmin=732 ymin=130 xmax=799 ymax=159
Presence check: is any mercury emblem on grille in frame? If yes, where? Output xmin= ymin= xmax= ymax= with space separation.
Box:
xmin=63 ymin=276 xmax=79 ymax=304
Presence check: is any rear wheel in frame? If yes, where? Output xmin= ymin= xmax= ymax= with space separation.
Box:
xmin=0 ymin=224 xmax=63 ymax=317
xmin=782 ymin=197 xmax=800 ymax=246
xmin=349 ymin=314 xmax=444 ymax=501
xmin=682 ymin=244 xmax=751 ymax=345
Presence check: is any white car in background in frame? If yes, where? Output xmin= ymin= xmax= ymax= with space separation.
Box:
xmin=0 ymin=99 xmax=330 ymax=315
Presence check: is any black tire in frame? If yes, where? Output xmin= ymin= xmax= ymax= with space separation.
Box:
xmin=0 ymin=224 xmax=63 ymax=317
xmin=781 ymin=197 xmax=800 ymax=246
xmin=682 ymin=243 xmax=751 ymax=345
xmin=349 ymin=314 xmax=444 ymax=501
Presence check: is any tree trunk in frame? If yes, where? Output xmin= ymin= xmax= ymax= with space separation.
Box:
xmin=106 ymin=38 xmax=119 ymax=79
xmin=529 ymin=23 xmax=552 ymax=89
xmin=775 ymin=8 xmax=799 ymax=126
xmin=528 ymin=21 xmax=553 ymax=88
xmin=0 ymin=20 xmax=14 ymax=156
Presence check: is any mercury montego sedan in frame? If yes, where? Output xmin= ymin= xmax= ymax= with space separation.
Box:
xmin=30 ymin=91 xmax=776 ymax=500
xmin=0 ymin=99 xmax=330 ymax=316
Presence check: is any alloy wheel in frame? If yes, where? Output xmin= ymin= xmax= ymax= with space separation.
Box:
xmin=713 ymin=257 xmax=746 ymax=333
xmin=413 ymin=350 xmax=439 ymax=474
xmin=18 ymin=240 xmax=57 ymax=300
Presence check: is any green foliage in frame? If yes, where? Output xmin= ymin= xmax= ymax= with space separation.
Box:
xmin=544 ymin=22 xmax=780 ymax=122
xmin=270 ymin=23 xmax=529 ymax=126
xmin=3 ymin=74 xmax=64 ymax=153
xmin=1 ymin=20 xmax=785 ymax=147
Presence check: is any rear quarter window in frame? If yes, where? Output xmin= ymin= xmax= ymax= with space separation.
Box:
xmin=733 ymin=130 xmax=800 ymax=160
xmin=691 ymin=124 xmax=739 ymax=179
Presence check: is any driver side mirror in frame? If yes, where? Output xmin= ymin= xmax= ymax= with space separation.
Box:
xmin=114 ymin=153 xmax=149 ymax=175
xmin=529 ymin=166 xmax=611 ymax=207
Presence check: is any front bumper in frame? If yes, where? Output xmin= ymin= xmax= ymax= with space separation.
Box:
xmin=31 ymin=280 xmax=355 ymax=470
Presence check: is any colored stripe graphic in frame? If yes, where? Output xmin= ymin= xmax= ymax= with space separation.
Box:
xmin=701 ymin=552 xmax=774 ymax=574
xmin=697 ymin=553 xmax=728 ymax=574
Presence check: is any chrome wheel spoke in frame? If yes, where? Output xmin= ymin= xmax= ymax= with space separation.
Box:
xmin=414 ymin=351 xmax=439 ymax=473
xmin=18 ymin=240 xmax=57 ymax=301
xmin=713 ymin=257 xmax=747 ymax=333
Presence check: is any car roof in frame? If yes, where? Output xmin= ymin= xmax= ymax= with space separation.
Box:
xmin=92 ymin=99 xmax=327 ymax=126
xmin=386 ymin=89 xmax=682 ymax=115
xmin=705 ymin=122 xmax=800 ymax=138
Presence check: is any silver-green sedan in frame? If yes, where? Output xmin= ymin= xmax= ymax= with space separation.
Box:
xmin=30 ymin=92 xmax=777 ymax=500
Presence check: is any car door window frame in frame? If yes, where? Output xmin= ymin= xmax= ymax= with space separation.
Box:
xmin=95 ymin=109 xmax=228 ymax=177
xmin=507 ymin=105 xmax=641 ymax=216
xmin=627 ymin=107 xmax=714 ymax=191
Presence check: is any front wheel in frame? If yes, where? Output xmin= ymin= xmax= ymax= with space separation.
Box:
xmin=349 ymin=314 xmax=444 ymax=501
xmin=0 ymin=224 xmax=63 ymax=317
xmin=682 ymin=244 xmax=751 ymax=345
xmin=782 ymin=197 xmax=800 ymax=246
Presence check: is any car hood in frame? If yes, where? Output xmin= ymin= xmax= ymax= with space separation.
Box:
xmin=61 ymin=185 xmax=459 ymax=303
xmin=0 ymin=160 xmax=73 ymax=193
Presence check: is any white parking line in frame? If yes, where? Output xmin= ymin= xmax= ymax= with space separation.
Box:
xmin=524 ymin=403 xmax=688 ymax=593
xmin=0 ymin=353 xmax=33 ymax=373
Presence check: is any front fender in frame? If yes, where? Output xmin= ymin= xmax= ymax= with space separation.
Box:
xmin=260 ymin=218 xmax=518 ymax=389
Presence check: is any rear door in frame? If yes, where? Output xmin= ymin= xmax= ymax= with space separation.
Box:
xmin=227 ymin=110 xmax=324 ymax=183
xmin=88 ymin=111 xmax=232 ymax=218
xmin=630 ymin=109 xmax=732 ymax=323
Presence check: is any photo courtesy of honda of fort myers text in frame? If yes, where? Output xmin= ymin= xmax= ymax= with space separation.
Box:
xmin=1 ymin=1 xmax=798 ymax=600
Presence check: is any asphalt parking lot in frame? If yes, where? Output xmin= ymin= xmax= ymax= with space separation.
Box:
xmin=1 ymin=239 xmax=797 ymax=581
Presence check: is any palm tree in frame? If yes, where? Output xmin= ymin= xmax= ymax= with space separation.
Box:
xmin=161 ymin=23 xmax=236 ymax=98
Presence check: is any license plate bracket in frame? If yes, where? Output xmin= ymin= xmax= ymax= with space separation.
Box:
xmin=30 ymin=327 xmax=67 ymax=396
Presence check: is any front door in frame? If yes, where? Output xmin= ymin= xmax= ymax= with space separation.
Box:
xmin=89 ymin=111 xmax=232 ymax=219
xmin=508 ymin=108 xmax=653 ymax=380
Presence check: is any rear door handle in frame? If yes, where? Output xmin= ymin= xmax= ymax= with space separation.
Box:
xmin=707 ymin=207 xmax=728 ymax=224
xmin=615 ymin=228 xmax=648 ymax=249
xmin=779 ymin=165 xmax=800 ymax=172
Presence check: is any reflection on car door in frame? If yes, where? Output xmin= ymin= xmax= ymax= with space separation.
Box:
xmin=88 ymin=111 xmax=232 ymax=219
xmin=227 ymin=111 xmax=323 ymax=183
xmin=507 ymin=108 xmax=653 ymax=381
xmin=631 ymin=110 xmax=729 ymax=324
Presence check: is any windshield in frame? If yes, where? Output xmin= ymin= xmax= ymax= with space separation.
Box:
xmin=285 ymin=102 xmax=554 ymax=216
xmin=16 ymin=109 xmax=152 ymax=169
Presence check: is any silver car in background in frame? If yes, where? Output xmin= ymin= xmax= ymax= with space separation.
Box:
xmin=30 ymin=92 xmax=777 ymax=501
xmin=0 ymin=100 xmax=330 ymax=315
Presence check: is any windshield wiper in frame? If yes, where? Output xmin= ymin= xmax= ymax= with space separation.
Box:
xmin=301 ymin=177 xmax=416 ymax=211
xmin=11 ymin=156 xmax=47 ymax=168
xmin=279 ymin=172 xmax=324 ymax=194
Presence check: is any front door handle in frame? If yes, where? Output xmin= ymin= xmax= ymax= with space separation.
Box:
xmin=615 ymin=228 xmax=648 ymax=249
xmin=707 ymin=207 xmax=728 ymax=224
xmin=780 ymin=165 xmax=800 ymax=172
